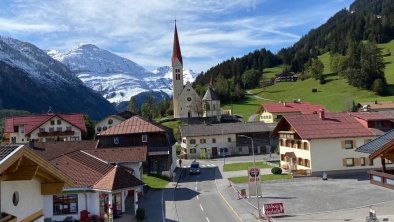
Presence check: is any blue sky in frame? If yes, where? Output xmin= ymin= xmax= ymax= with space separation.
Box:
xmin=0 ymin=0 xmax=354 ymax=73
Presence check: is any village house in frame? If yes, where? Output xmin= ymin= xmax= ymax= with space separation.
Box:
xmin=94 ymin=111 xmax=136 ymax=135
xmin=260 ymin=101 xmax=326 ymax=123
xmin=274 ymin=72 xmax=298 ymax=83
xmin=0 ymin=144 xmax=72 ymax=222
xmin=273 ymin=110 xmax=394 ymax=176
xmin=179 ymin=122 xmax=275 ymax=159
xmin=356 ymin=129 xmax=394 ymax=190
xmin=96 ymin=115 xmax=176 ymax=177
xmin=2 ymin=113 xmax=86 ymax=144
xmin=28 ymin=140 xmax=146 ymax=221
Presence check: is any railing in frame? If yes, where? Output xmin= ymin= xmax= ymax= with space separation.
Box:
xmin=368 ymin=170 xmax=394 ymax=189
xmin=37 ymin=130 xmax=75 ymax=137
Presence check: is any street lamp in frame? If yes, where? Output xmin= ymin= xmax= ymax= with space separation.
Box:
xmin=239 ymin=134 xmax=261 ymax=219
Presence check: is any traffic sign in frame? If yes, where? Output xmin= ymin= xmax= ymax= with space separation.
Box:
xmin=263 ymin=202 xmax=284 ymax=216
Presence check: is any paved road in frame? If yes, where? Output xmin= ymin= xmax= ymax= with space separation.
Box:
xmin=174 ymin=164 xmax=241 ymax=222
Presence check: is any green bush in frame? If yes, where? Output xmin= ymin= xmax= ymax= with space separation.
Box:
xmin=271 ymin=167 xmax=282 ymax=175
xmin=136 ymin=208 xmax=145 ymax=220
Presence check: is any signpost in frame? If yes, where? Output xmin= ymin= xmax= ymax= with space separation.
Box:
xmin=247 ymin=167 xmax=262 ymax=197
xmin=263 ymin=202 xmax=285 ymax=216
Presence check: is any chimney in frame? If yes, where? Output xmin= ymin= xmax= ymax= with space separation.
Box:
xmin=319 ymin=109 xmax=325 ymax=120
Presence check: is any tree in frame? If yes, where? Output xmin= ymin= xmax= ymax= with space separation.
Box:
xmin=329 ymin=54 xmax=347 ymax=74
xmin=371 ymin=78 xmax=386 ymax=95
xmin=242 ymin=69 xmax=262 ymax=89
xmin=128 ymin=96 xmax=139 ymax=114
xmin=308 ymin=58 xmax=324 ymax=80
xmin=83 ymin=115 xmax=95 ymax=139
xmin=141 ymin=96 xmax=155 ymax=120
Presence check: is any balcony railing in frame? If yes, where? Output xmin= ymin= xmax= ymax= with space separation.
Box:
xmin=368 ymin=170 xmax=394 ymax=190
xmin=37 ymin=130 xmax=75 ymax=137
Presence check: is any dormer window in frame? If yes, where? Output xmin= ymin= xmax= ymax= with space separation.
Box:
xmin=50 ymin=120 xmax=55 ymax=125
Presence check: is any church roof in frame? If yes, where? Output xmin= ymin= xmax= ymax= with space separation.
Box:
xmin=203 ymin=86 xmax=220 ymax=101
xmin=172 ymin=22 xmax=183 ymax=66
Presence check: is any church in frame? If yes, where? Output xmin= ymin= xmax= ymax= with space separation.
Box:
xmin=171 ymin=22 xmax=222 ymax=120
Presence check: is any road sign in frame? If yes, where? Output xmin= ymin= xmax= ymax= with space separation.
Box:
xmin=247 ymin=167 xmax=261 ymax=196
xmin=263 ymin=202 xmax=285 ymax=216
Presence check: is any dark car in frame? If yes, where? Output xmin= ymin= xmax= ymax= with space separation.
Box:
xmin=189 ymin=161 xmax=200 ymax=175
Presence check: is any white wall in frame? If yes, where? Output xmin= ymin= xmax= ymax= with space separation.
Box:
xmin=95 ymin=116 xmax=124 ymax=135
xmin=30 ymin=117 xmax=82 ymax=142
xmin=1 ymin=179 xmax=43 ymax=222
xmin=43 ymin=192 xmax=100 ymax=221
xmin=120 ymin=162 xmax=142 ymax=180
xmin=181 ymin=134 xmax=236 ymax=159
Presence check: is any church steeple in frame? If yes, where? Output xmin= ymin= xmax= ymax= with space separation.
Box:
xmin=172 ymin=20 xmax=183 ymax=66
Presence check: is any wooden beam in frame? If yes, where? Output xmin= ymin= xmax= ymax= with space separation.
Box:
xmin=381 ymin=157 xmax=386 ymax=173
xmin=41 ymin=183 xmax=65 ymax=195
xmin=20 ymin=209 xmax=43 ymax=222
xmin=35 ymin=169 xmax=57 ymax=183
xmin=2 ymin=165 xmax=39 ymax=181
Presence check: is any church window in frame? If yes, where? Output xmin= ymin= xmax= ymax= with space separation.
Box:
xmin=187 ymin=97 xmax=192 ymax=102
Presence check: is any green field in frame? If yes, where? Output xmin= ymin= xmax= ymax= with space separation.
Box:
xmin=228 ymin=174 xmax=293 ymax=183
xmin=142 ymin=174 xmax=170 ymax=189
xmin=223 ymin=161 xmax=272 ymax=172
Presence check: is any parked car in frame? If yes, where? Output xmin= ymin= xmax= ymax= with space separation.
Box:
xmin=189 ymin=161 xmax=200 ymax=175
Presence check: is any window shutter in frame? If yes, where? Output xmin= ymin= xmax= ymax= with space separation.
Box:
xmin=352 ymin=140 xmax=356 ymax=149
xmin=342 ymin=158 xmax=347 ymax=167
xmin=341 ymin=141 xmax=345 ymax=149
xmin=354 ymin=158 xmax=360 ymax=166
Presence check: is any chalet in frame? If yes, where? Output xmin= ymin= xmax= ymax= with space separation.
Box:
xmin=273 ymin=110 xmax=394 ymax=176
xmin=179 ymin=122 xmax=275 ymax=159
xmin=260 ymin=101 xmax=326 ymax=123
xmin=274 ymin=72 xmax=297 ymax=82
xmin=2 ymin=113 xmax=86 ymax=144
xmin=0 ymin=144 xmax=72 ymax=222
xmin=356 ymin=129 xmax=394 ymax=190
xmin=96 ymin=115 xmax=176 ymax=176
xmin=29 ymin=141 xmax=146 ymax=220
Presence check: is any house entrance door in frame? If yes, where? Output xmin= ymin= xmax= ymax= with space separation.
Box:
xmin=212 ymin=147 xmax=218 ymax=157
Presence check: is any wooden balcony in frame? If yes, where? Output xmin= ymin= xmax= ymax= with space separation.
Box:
xmin=37 ymin=130 xmax=74 ymax=137
xmin=368 ymin=170 xmax=394 ymax=190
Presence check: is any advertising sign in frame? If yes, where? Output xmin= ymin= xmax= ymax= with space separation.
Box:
xmin=263 ymin=202 xmax=285 ymax=216
xmin=247 ymin=167 xmax=262 ymax=196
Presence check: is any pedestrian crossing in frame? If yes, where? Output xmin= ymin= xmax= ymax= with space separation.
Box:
xmin=181 ymin=164 xmax=216 ymax=168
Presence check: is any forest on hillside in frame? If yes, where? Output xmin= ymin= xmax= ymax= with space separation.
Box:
xmin=193 ymin=0 xmax=394 ymax=102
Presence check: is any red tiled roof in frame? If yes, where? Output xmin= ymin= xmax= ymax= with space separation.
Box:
xmin=31 ymin=140 xmax=99 ymax=160
xmin=275 ymin=112 xmax=376 ymax=139
xmin=83 ymin=146 xmax=147 ymax=163
xmin=50 ymin=151 xmax=113 ymax=188
xmin=263 ymin=102 xmax=326 ymax=114
xmin=4 ymin=113 xmax=87 ymax=135
xmin=98 ymin=116 xmax=165 ymax=136
xmin=93 ymin=166 xmax=144 ymax=191
xmin=349 ymin=112 xmax=393 ymax=121
xmin=172 ymin=22 xmax=183 ymax=65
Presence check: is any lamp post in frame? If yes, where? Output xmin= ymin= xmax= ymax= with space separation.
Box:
xmin=239 ymin=134 xmax=261 ymax=219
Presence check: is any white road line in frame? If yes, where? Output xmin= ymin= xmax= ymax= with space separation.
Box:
xmin=195 ymin=186 xmax=197 ymax=191
xmin=201 ymin=164 xmax=206 ymax=167
xmin=200 ymin=204 xmax=204 ymax=211
xmin=206 ymin=217 xmax=210 ymax=222
xmin=197 ymin=195 xmax=199 ymax=200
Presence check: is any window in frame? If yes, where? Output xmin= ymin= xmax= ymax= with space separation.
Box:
xmin=49 ymin=127 xmax=54 ymax=132
xmin=369 ymin=159 xmax=374 ymax=166
xmin=360 ymin=157 xmax=366 ymax=166
xmin=50 ymin=120 xmax=55 ymax=125
xmin=386 ymin=159 xmax=394 ymax=164
xmin=200 ymin=139 xmax=206 ymax=144
xmin=19 ymin=128 xmax=24 ymax=134
xmin=228 ymin=137 xmax=231 ymax=142
xmin=97 ymin=127 xmax=102 ymax=132
xmin=304 ymin=159 xmax=310 ymax=167
xmin=66 ymin=126 xmax=72 ymax=131
xmin=212 ymin=138 xmax=216 ymax=143
xmin=108 ymin=119 xmax=113 ymax=124
xmin=303 ymin=142 xmax=309 ymax=150
xmin=57 ymin=127 xmax=62 ymax=132
xmin=114 ymin=137 xmax=119 ymax=144
xmin=344 ymin=140 xmax=354 ymax=149
xmin=276 ymin=115 xmax=283 ymax=120
xmin=12 ymin=191 xmax=19 ymax=206
xmin=190 ymin=139 xmax=196 ymax=144
xmin=39 ymin=128 xmax=45 ymax=133
xmin=345 ymin=158 xmax=354 ymax=167
xmin=187 ymin=97 xmax=192 ymax=102
xmin=280 ymin=154 xmax=285 ymax=161
xmin=53 ymin=194 xmax=78 ymax=215
xmin=182 ymin=139 xmax=186 ymax=143
xmin=142 ymin=135 xmax=148 ymax=142
xmin=190 ymin=148 xmax=196 ymax=154
xmin=57 ymin=119 xmax=61 ymax=125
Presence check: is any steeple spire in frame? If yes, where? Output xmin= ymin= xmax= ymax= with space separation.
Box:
xmin=172 ymin=20 xmax=183 ymax=66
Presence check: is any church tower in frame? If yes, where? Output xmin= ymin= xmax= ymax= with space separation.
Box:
xmin=172 ymin=21 xmax=184 ymax=118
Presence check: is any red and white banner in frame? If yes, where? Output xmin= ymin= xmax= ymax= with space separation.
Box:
xmin=263 ymin=202 xmax=285 ymax=216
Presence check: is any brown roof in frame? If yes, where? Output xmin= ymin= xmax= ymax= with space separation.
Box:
xmin=83 ymin=146 xmax=147 ymax=163
xmin=31 ymin=140 xmax=99 ymax=160
xmin=350 ymin=112 xmax=393 ymax=121
xmin=50 ymin=151 xmax=113 ymax=188
xmin=180 ymin=122 xmax=274 ymax=137
xmin=93 ymin=166 xmax=144 ymax=191
xmin=360 ymin=101 xmax=394 ymax=110
xmin=263 ymin=102 xmax=326 ymax=114
xmin=98 ymin=115 xmax=166 ymax=136
xmin=274 ymin=112 xmax=376 ymax=139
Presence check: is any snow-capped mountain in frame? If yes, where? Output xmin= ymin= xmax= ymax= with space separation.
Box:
xmin=0 ymin=36 xmax=116 ymax=119
xmin=49 ymin=44 xmax=199 ymax=104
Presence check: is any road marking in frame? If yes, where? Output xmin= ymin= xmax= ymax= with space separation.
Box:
xmin=200 ymin=204 xmax=204 ymax=211
xmin=195 ymin=186 xmax=197 ymax=191
xmin=206 ymin=217 xmax=210 ymax=222
xmin=214 ymin=179 xmax=244 ymax=222
xmin=197 ymin=195 xmax=199 ymax=200
xmin=201 ymin=164 xmax=206 ymax=167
